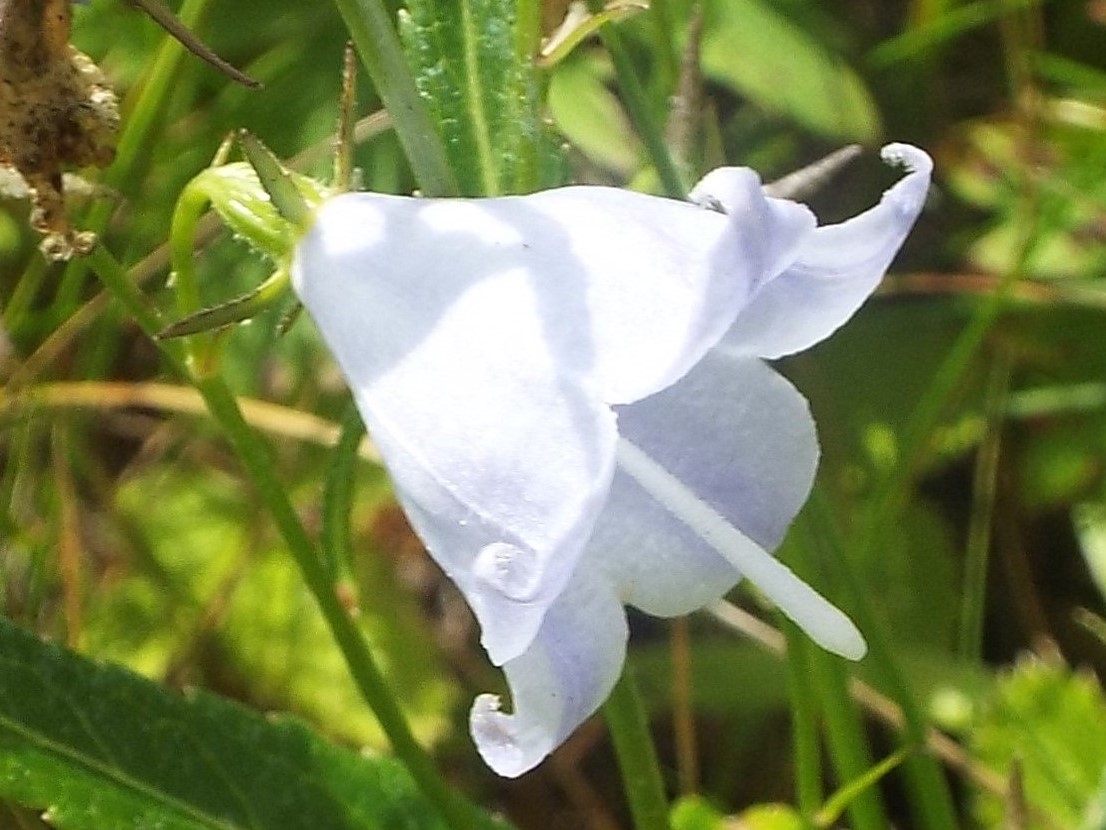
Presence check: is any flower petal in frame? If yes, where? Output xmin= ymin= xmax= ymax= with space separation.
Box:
xmin=523 ymin=179 xmax=814 ymax=405
xmin=689 ymin=169 xmax=817 ymax=282
xmin=623 ymin=349 xmax=819 ymax=552
xmin=291 ymin=183 xmax=809 ymax=664
xmin=591 ymin=349 xmax=864 ymax=658
xmin=616 ymin=436 xmax=865 ymax=660
xmin=470 ymin=560 xmax=627 ymax=778
xmin=724 ymin=143 xmax=933 ymax=359
xmin=591 ymin=350 xmax=816 ymax=614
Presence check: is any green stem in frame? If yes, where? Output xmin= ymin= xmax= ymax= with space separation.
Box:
xmin=825 ymin=117 xmax=1032 ymax=830
xmin=111 ymin=0 xmax=219 ymax=181
xmin=331 ymin=0 xmax=459 ymax=196
xmin=806 ymin=645 xmax=887 ymax=830
xmin=603 ymin=669 xmax=671 ymax=830
xmin=193 ymin=379 xmax=479 ymax=830
xmin=958 ymin=351 xmax=1011 ymax=661
xmin=860 ymin=287 xmax=1012 ymax=544
xmin=646 ymin=0 xmax=679 ymax=90
xmin=86 ymin=247 xmax=174 ymax=347
xmin=56 ymin=0 xmax=216 ymax=319
xmin=586 ymin=1 xmax=687 ymax=199
xmin=807 ymin=490 xmax=959 ymax=830
xmin=3 ymin=257 xmax=48 ymax=338
xmin=785 ymin=531 xmax=887 ymax=830
xmin=781 ymin=619 xmax=822 ymax=828
xmin=322 ymin=405 xmax=367 ymax=582
xmin=86 ymin=246 xmax=480 ymax=830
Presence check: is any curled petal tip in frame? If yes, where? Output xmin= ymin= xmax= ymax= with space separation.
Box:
xmin=880 ymin=142 xmax=933 ymax=175
xmin=880 ymin=143 xmax=934 ymax=216
xmin=470 ymin=694 xmax=547 ymax=778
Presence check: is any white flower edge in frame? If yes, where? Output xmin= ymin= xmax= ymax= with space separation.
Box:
xmin=291 ymin=165 xmax=816 ymax=667
xmin=468 ymin=146 xmax=932 ymax=777
xmin=290 ymin=144 xmax=933 ymax=778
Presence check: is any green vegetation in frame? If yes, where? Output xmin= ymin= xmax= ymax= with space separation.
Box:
xmin=2 ymin=0 xmax=1105 ymax=827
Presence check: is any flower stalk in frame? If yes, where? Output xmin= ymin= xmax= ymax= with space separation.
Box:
xmin=86 ymin=245 xmax=482 ymax=830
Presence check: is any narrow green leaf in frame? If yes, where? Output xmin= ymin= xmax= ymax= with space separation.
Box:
xmin=603 ymin=670 xmax=670 ymax=830
xmin=0 ymin=616 xmax=467 ymax=830
xmin=781 ymin=620 xmax=822 ymax=827
xmin=548 ymin=56 xmax=642 ymax=177
xmin=331 ymin=0 xmax=460 ymax=196
xmin=815 ymin=749 xmax=911 ymax=827
xmin=700 ymin=0 xmax=880 ymax=142
xmin=587 ymin=0 xmax=688 ymax=199
xmin=399 ymin=0 xmax=544 ymax=195
xmin=867 ymin=0 xmax=1043 ymax=68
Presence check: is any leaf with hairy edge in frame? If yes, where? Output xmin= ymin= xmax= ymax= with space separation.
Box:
xmin=399 ymin=0 xmax=547 ymax=195
xmin=0 ymin=616 xmax=501 ymax=830
xmin=970 ymin=657 xmax=1106 ymax=829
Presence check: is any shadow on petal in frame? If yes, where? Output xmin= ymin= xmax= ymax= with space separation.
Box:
xmin=292 ymin=178 xmax=814 ymax=665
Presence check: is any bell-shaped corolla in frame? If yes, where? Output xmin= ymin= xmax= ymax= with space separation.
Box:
xmin=291 ymin=144 xmax=932 ymax=777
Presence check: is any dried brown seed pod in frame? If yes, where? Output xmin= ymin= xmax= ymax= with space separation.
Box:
xmin=0 ymin=0 xmax=119 ymax=260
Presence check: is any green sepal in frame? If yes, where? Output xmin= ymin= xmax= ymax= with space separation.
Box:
xmin=164 ymin=138 xmax=328 ymax=338
xmin=157 ymin=268 xmax=290 ymax=339
xmin=815 ymin=748 xmax=911 ymax=827
xmin=172 ymin=161 xmax=325 ymax=270
xmin=238 ymin=130 xmax=315 ymax=229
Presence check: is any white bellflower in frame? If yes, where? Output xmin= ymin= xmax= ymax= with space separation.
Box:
xmin=291 ymin=144 xmax=933 ymax=777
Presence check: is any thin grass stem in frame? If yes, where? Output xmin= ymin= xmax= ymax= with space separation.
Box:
xmin=586 ymin=0 xmax=687 ymax=199
xmin=807 ymin=490 xmax=959 ymax=830
xmin=56 ymin=0 xmax=216 ymax=320
xmin=331 ymin=0 xmax=459 ymax=196
xmin=781 ymin=619 xmax=822 ymax=829
xmin=603 ymin=669 xmax=672 ymax=830
xmin=958 ymin=350 xmax=1011 ymax=661
xmin=785 ymin=529 xmax=888 ymax=830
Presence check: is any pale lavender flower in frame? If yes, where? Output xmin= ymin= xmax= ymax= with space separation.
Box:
xmin=291 ymin=144 xmax=932 ymax=777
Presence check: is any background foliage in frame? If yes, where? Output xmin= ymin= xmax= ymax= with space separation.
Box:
xmin=2 ymin=0 xmax=1106 ymax=828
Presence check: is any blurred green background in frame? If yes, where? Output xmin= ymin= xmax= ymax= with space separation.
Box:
xmin=3 ymin=0 xmax=1106 ymax=828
